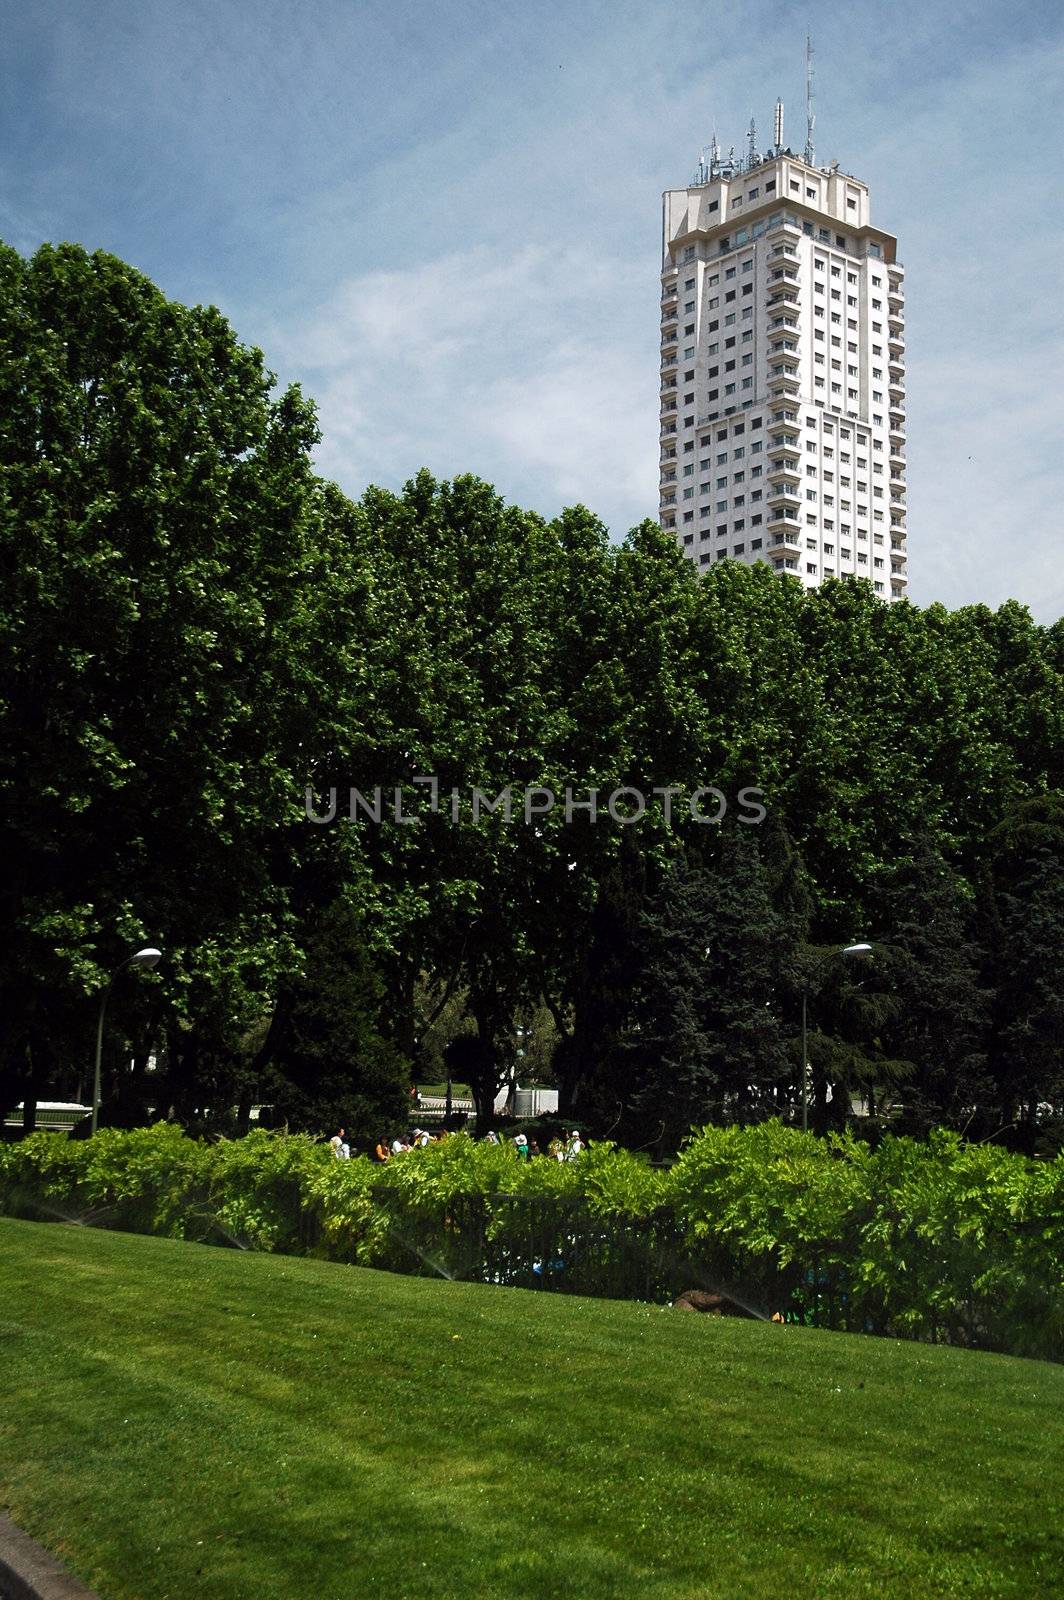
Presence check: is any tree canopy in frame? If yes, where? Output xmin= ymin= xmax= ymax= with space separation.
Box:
xmin=1 ymin=241 xmax=1061 ymax=1150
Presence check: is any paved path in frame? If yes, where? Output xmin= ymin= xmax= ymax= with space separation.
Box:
xmin=0 ymin=1515 xmax=100 ymax=1600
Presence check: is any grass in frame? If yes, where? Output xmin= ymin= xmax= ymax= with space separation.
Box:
xmin=0 ymin=1219 xmax=1061 ymax=1600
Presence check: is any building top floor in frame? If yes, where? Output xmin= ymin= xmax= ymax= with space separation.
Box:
xmin=663 ymin=152 xmax=898 ymax=269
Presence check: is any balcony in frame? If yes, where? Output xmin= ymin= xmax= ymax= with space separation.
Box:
xmin=770 ymin=412 xmax=801 ymax=438
xmin=767 ymin=289 xmax=801 ymax=316
xmin=768 ymin=369 xmax=801 ymax=395
xmin=889 ymin=381 xmax=905 ymax=401
xmin=769 ymin=315 xmax=800 ymax=332
xmin=767 ymin=458 xmax=801 ymax=483
xmin=767 ymin=506 xmax=801 ymax=528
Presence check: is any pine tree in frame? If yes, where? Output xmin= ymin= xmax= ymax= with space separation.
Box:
xmin=556 ymin=828 xmax=648 ymax=1127
xmin=267 ymin=901 xmax=410 ymax=1143
xmin=619 ymin=833 xmax=792 ymax=1150
xmin=990 ymin=845 xmax=1064 ymax=1153
xmin=873 ymin=837 xmax=991 ymax=1134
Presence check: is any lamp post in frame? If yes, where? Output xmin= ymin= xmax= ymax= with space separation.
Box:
xmin=91 ymin=947 xmax=162 ymax=1135
xmin=800 ymin=943 xmax=872 ymax=1134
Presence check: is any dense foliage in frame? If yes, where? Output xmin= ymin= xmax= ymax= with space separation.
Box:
xmin=2 ymin=1125 xmax=1060 ymax=1362
xmin=1 ymin=241 xmax=1061 ymax=1149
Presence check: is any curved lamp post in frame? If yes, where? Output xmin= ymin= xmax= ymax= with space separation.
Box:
xmin=91 ymin=947 xmax=162 ymax=1135
xmin=800 ymin=943 xmax=873 ymax=1134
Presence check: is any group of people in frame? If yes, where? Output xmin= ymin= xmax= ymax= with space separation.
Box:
xmin=482 ymin=1129 xmax=585 ymax=1162
xmin=328 ymin=1126 xmax=586 ymax=1162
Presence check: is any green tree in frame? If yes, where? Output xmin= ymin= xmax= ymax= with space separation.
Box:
xmin=266 ymin=900 xmax=409 ymax=1143
xmin=0 ymin=241 xmax=339 ymax=1118
xmin=620 ymin=833 xmax=792 ymax=1150
xmin=872 ymin=838 xmax=991 ymax=1135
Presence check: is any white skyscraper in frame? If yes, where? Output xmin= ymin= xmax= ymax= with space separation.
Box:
xmin=658 ymin=112 xmax=908 ymax=599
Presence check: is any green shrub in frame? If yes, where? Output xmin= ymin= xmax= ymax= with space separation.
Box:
xmin=2 ymin=1122 xmax=1060 ymax=1361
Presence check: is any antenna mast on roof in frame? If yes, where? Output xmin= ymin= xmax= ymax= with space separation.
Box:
xmin=774 ymin=98 xmax=784 ymax=151
xmin=804 ymin=34 xmax=816 ymax=165
xmin=747 ymin=117 xmax=759 ymax=169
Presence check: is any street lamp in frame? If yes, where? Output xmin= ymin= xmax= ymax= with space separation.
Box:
xmin=91 ymin=947 xmax=162 ymax=1135
xmin=800 ymin=943 xmax=872 ymax=1134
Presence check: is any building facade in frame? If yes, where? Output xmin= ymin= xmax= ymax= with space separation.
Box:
xmin=658 ymin=140 xmax=908 ymax=598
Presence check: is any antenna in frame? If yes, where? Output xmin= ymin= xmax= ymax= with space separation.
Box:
xmin=710 ymin=131 xmax=720 ymax=171
xmin=804 ymin=34 xmax=816 ymax=165
xmin=774 ymin=99 xmax=784 ymax=150
xmin=747 ymin=117 xmax=758 ymax=169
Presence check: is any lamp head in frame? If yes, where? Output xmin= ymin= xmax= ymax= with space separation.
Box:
xmin=842 ymin=942 xmax=873 ymax=959
xmin=131 ymin=947 xmax=162 ymax=970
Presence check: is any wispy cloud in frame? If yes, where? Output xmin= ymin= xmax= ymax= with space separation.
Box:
xmin=271 ymin=246 xmax=658 ymax=531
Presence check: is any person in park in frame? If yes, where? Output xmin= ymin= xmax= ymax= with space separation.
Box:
xmin=374 ymin=1138 xmax=390 ymax=1163
xmin=514 ymin=1133 xmax=529 ymax=1161
xmin=329 ymin=1128 xmax=350 ymax=1159
xmin=565 ymin=1130 xmax=584 ymax=1159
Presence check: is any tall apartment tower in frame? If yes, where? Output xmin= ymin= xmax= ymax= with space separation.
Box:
xmin=658 ymin=122 xmax=908 ymax=599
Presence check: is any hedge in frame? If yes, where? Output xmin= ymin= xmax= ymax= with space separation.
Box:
xmin=2 ymin=1122 xmax=1060 ymax=1362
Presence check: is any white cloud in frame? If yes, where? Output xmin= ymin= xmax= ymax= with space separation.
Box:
xmin=270 ymin=245 xmax=659 ymax=533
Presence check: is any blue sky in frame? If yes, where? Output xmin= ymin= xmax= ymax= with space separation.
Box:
xmin=3 ymin=0 xmax=1063 ymax=619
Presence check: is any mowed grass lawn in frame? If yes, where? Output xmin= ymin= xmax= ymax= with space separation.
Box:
xmin=0 ymin=1220 xmax=1061 ymax=1600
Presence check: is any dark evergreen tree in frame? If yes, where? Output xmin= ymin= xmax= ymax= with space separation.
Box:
xmin=555 ymin=828 xmax=648 ymax=1127
xmin=619 ymin=832 xmax=792 ymax=1150
xmin=872 ymin=838 xmax=991 ymax=1134
xmin=989 ymin=845 xmax=1064 ymax=1153
xmin=267 ymin=901 xmax=410 ymax=1144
